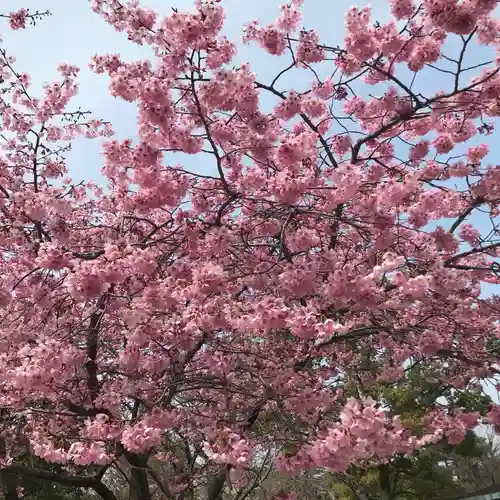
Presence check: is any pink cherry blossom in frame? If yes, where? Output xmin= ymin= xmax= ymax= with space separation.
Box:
xmin=0 ymin=0 xmax=500 ymax=498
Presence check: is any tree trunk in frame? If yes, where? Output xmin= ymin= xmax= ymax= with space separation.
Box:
xmin=129 ymin=467 xmax=151 ymax=500
xmin=207 ymin=466 xmax=229 ymax=500
xmin=92 ymin=481 xmax=121 ymax=500
xmin=124 ymin=451 xmax=151 ymax=500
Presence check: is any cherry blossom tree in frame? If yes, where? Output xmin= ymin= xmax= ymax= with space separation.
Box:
xmin=2 ymin=0 xmax=500 ymax=499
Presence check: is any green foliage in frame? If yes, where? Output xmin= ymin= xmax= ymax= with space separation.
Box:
xmin=326 ymin=436 xmax=489 ymax=500
xmin=326 ymin=365 xmax=497 ymax=499
xmin=454 ymin=390 xmax=492 ymax=416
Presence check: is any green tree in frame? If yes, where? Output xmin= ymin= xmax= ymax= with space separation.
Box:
xmin=324 ymin=366 xmax=495 ymax=500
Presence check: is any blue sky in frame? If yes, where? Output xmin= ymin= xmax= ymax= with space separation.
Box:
xmin=1 ymin=0 xmax=395 ymax=181
xmin=2 ymin=0 xmax=495 ymax=181
xmin=2 ymin=0 xmax=496 ymax=191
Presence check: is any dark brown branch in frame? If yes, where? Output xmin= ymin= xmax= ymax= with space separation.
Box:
xmin=207 ymin=466 xmax=230 ymax=500
xmin=350 ymin=67 xmax=500 ymax=163
xmin=189 ymin=68 xmax=233 ymax=194
xmin=72 ymin=250 xmax=105 ymax=260
xmin=121 ymin=450 xmax=152 ymax=500
xmin=147 ymin=467 xmax=174 ymax=500
xmin=86 ymin=293 xmax=108 ymax=403
xmin=254 ymin=81 xmax=338 ymax=169
xmin=449 ymin=197 xmax=484 ymax=233
xmin=5 ymin=464 xmax=96 ymax=486
xmin=444 ymin=242 xmax=500 ymax=265
xmin=92 ymin=481 xmax=121 ymax=500
xmin=214 ymin=193 xmax=238 ymax=227
xmin=317 ymin=325 xmax=393 ymax=347
xmin=455 ymin=30 xmax=476 ymax=92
